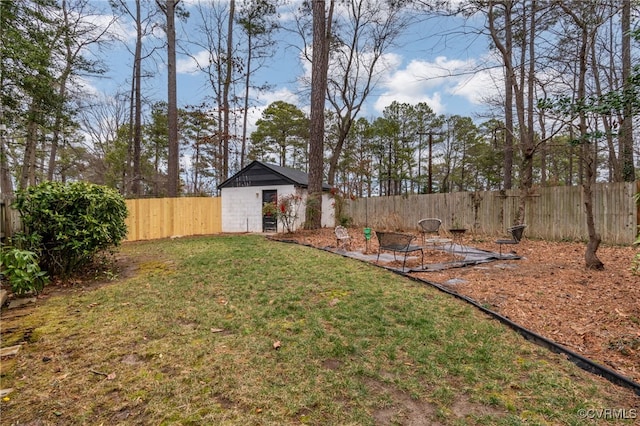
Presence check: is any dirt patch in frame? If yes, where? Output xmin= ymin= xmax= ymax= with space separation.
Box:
xmin=274 ymin=228 xmax=640 ymax=385
xmin=364 ymin=375 xmax=506 ymax=425
xmin=365 ymin=377 xmax=441 ymax=426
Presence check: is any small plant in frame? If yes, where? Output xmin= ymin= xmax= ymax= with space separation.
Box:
xmin=330 ymin=188 xmax=353 ymax=227
xmin=262 ymin=193 xmax=303 ymax=233
xmin=0 ymin=247 xmax=49 ymax=295
xmin=262 ymin=201 xmax=278 ymax=218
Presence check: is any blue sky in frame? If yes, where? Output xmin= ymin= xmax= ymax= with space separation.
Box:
xmin=85 ymin=1 xmax=502 ymax=130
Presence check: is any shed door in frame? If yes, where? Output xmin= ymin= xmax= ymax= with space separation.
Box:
xmin=262 ymin=190 xmax=277 ymax=232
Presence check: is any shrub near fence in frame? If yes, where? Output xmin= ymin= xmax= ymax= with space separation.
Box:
xmin=344 ymin=181 xmax=639 ymax=245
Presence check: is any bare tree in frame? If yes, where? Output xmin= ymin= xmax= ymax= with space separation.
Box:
xmin=487 ymin=0 xmax=515 ymax=192
xmin=236 ymin=0 xmax=279 ymax=169
xmin=110 ymin=0 xmax=161 ymax=196
xmin=47 ymin=0 xmax=115 ymax=181
xmin=324 ymin=0 xmax=412 ymax=187
xmin=76 ymin=92 xmax=129 ymax=189
xmin=558 ymin=0 xmax=607 ymax=270
xmin=487 ymin=0 xmax=543 ymax=223
xmin=292 ymin=1 xmax=412 ymax=187
xmin=188 ymin=1 xmax=242 ymax=184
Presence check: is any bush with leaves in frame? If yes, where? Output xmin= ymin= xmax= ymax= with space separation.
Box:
xmin=0 ymin=248 xmax=49 ymax=295
xmin=12 ymin=181 xmax=128 ymax=278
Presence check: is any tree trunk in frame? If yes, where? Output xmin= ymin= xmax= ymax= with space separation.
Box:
xmin=306 ymin=0 xmax=333 ymax=229
xmin=488 ymin=1 xmax=514 ymax=191
xmin=327 ymin=123 xmax=349 ymax=187
xmin=20 ymin=108 xmax=39 ymax=189
xmin=517 ymin=0 xmax=537 ymax=225
xmin=240 ymin=30 xmax=252 ymax=169
xmin=166 ymin=0 xmax=179 ymax=197
xmin=48 ymin=107 xmax=63 ymax=181
xmin=221 ymin=0 xmax=234 ymax=180
xmin=620 ymin=0 xmax=634 ymax=182
xmin=0 ymin=128 xmax=13 ymax=196
xmin=131 ymin=0 xmax=143 ymax=196
xmin=561 ymin=3 xmax=604 ymax=270
xmin=583 ymin=150 xmax=603 ymax=269
xmin=126 ymin=61 xmax=135 ymax=196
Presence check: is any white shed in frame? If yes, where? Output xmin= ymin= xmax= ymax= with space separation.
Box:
xmin=218 ymin=161 xmax=335 ymax=233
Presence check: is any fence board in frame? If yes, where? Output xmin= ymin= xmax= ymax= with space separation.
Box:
xmin=0 ymin=195 xmax=20 ymax=244
xmin=345 ymin=182 xmax=639 ymax=245
xmin=124 ymin=197 xmax=221 ymax=242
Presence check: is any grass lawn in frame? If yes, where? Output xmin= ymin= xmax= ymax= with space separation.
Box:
xmin=1 ymin=234 xmax=637 ymax=425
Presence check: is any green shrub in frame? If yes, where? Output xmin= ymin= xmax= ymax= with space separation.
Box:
xmin=0 ymin=247 xmax=49 ymax=295
xmin=12 ymin=181 xmax=128 ymax=277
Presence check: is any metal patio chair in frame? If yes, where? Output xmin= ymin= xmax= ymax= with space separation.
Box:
xmin=335 ymin=226 xmax=351 ymax=249
xmin=495 ymin=224 xmax=527 ymax=256
xmin=417 ymin=218 xmax=442 ymax=246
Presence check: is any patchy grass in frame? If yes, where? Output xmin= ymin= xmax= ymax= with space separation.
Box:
xmin=1 ymin=235 xmax=637 ymax=425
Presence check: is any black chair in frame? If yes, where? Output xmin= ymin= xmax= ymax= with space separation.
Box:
xmin=495 ymin=225 xmax=527 ymax=256
xmin=375 ymin=231 xmax=424 ymax=272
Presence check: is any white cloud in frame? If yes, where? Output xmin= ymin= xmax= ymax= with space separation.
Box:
xmin=255 ymin=87 xmax=301 ymax=108
xmin=74 ymin=75 xmax=101 ymax=98
xmin=373 ymin=55 xmax=502 ymax=116
xmin=374 ymin=92 xmax=445 ymax=114
xmin=177 ymin=50 xmax=211 ymax=74
xmin=448 ymin=67 xmax=503 ymax=105
xmin=108 ymin=15 xmax=138 ymax=44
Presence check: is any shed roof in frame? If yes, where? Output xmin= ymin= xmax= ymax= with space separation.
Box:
xmin=218 ymin=160 xmax=331 ymax=190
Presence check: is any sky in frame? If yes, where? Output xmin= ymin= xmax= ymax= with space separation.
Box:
xmin=85 ymin=1 xmax=502 ymax=133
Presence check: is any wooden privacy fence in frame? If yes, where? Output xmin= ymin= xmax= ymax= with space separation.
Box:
xmin=2 ymin=183 xmax=638 ymax=244
xmin=0 ymin=196 xmax=222 ymax=243
xmin=0 ymin=195 xmax=20 ymax=244
xmin=344 ymin=181 xmax=640 ymax=245
xmin=125 ymin=197 xmax=222 ymax=242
